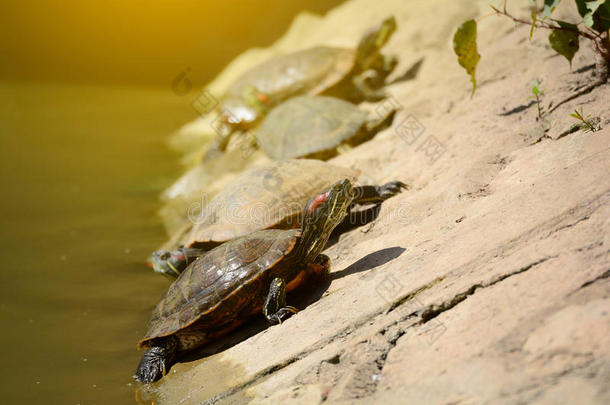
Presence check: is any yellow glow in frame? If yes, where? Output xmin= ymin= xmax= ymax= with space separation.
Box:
xmin=0 ymin=0 xmax=345 ymax=86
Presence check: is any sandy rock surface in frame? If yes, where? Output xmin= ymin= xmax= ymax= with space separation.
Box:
xmin=140 ymin=0 xmax=610 ymax=403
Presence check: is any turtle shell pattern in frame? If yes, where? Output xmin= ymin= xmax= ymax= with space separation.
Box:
xmin=256 ymin=95 xmax=368 ymax=159
xmin=184 ymin=159 xmax=359 ymax=246
xmin=139 ymin=228 xmax=302 ymax=349
xmin=225 ymin=46 xmax=356 ymax=106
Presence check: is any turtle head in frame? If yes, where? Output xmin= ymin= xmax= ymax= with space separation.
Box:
xmin=298 ymin=179 xmax=354 ymax=260
xmin=358 ymin=16 xmax=396 ymax=52
xmin=218 ymin=99 xmax=258 ymax=129
xmin=375 ymin=16 xmax=397 ymax=49
xmin=151 ymin=248 xmax=204 ymax=281
xmin=356 ymin=16 xmax=397 ymax=71
xmin=242 ymin=85 xmax=271 ymax=114
xmin=219 ymin=86 xmax=270 ymax=129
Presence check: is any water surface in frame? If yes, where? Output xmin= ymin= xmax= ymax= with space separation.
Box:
xmin=0 ymin=81 xmax=191 ymax=404
xmin=0 ymin=2 xmax=350 ymax=402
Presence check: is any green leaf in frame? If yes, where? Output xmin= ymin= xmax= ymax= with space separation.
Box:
xmin=542 ymin=0 xmax=562 ymax=19
xmin=530 ymin=11 xmax=537 ymax=40
xmin=548 ymin=21 xmax=579 ymax=67
xmin=532 ymin=80 xmax=541 ymax=95
xmin=453 ymin=19 xmax=481 ymax=95
xmin=575 ymin=0 xmax=610 ymax=32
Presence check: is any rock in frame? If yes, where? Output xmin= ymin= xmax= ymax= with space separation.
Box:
xmin=142 ymin=0 xmax=610 ymax=403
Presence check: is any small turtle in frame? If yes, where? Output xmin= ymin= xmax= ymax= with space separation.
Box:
xmin=152 ymin=159 xmax=407 ymax=279
xmin=255 ymin=95 xmax=396 ymax=160
xmin=209 ymin=16 xmax=397 ymax=154
xmin=135 ymin=179 xmax=356 ymax=382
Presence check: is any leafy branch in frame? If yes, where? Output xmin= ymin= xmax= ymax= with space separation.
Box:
xmin=454 ymin=0 xmax=610 ymax=95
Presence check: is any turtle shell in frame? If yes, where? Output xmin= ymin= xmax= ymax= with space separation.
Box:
xmin=183 ymin=159 xmax=359 ymax=247
xmin=256 ymin=95 xmax=368 ymax=160
xmin=225 ymin=46 xmax=356 ymax=107
xmin=139 ymin=228 xmax=300 ymax=348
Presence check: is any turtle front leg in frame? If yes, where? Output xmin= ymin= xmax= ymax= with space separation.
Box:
xmin=355 ymin=54 xmax=398 ymax=90
xmin=263 ymin=278 xmax=298 ymax=324
xmin=135 ymin=336 xmax=178 ymax=383
xmin=352 ymin=181 xmax=409 ymax=205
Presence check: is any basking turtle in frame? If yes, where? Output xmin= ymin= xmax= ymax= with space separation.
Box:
xmin=135 ymin=179 xmax=356 ymax=382
xmin=151 ymin=159 xmax=407 ymax=279
xmin=255 ymin=95 xmax=396 ymax=160
xmin=209 ymin=16 xmax=398 ymax=154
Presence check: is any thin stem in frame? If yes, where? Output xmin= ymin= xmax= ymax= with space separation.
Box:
xmin=475 ymin=11 xmax=499 ymax=23
xmin=584 ymin=25 xmax=604 ymax=40
xmin=490 ymin=5 xmax=597 ymax=41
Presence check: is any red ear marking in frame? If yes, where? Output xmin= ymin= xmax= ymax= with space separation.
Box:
xmin=257 ymin=92 xmax=270 ymax=105
xmin=173 ymin=253 xmax=186 ymax=261
xmin=308 ymin=193 xmax=327 ymax=214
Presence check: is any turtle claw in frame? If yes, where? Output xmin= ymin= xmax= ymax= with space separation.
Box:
xmin=379 ymin=181 xmax=409 ymax=200
xmin=135 ymin=346 xmax=169 ymax=383
xmin=268 ymin=306 xmax=299 ymax=325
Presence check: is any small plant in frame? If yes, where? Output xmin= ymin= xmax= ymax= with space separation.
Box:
xmin=527 ymin=80 xmax=545 ymax=118
xmin=569 ymin=106 xmax=599 ymax=131
xmin=454 ymin=0 xmax=610 ymax=94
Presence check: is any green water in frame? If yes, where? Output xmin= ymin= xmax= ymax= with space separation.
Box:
xmin=0 ymin=81 xmax=194 ymax=404
xmin=0 ymin=0 xmax=351 ymax=400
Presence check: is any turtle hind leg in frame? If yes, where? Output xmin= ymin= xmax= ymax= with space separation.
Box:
xmin=344 ymin=105 xmax=397 ymax=149
xmin=363 ymin=106 xmax=397 ymax=135
xmin=352 ymin=181 xmax=409 ymax=205
xmin=263 ymin=277 xmax=298 ymax=324
xmin=135 ymin=336 xmax=178 ymax=383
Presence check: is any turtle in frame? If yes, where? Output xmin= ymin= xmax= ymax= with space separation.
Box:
xmin=135 ymin=179 xmax=359 ymax=382
xmin=254 ymin=95 xmax=397 ymax=160
xmin=151 ymin=159 xmax=408 ymax=279
xmin=207 ymin=16 xmax=398 ymax=154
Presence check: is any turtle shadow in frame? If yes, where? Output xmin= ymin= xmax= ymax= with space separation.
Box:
xmin=498 ymin=100 xmax=536 ymax=116
xmin=331 ymin=246 xmax=405 ymax=280
xmin=184 ymin=318 xmax=272 ymax=361
xmin=388 ymin=57 xmax=424 ymax=84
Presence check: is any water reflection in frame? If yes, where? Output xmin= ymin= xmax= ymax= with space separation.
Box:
xmin=0 ymin=81 xmax=187 ymax=404
xmin=1 ymin=1 xmax=347 ymax=403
